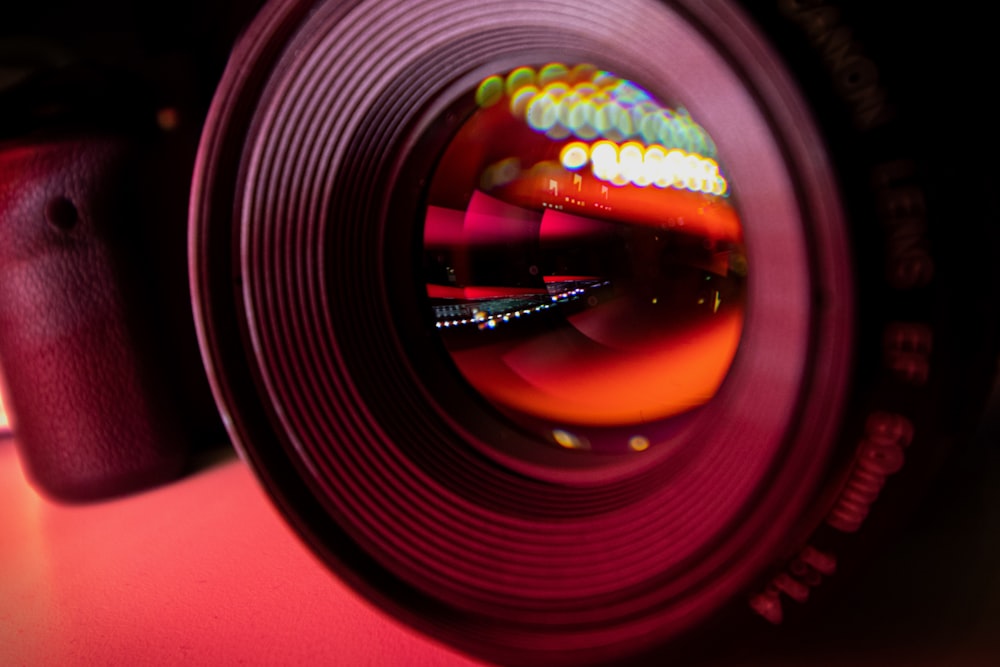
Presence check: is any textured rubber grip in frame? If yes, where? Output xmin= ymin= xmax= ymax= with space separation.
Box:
xmin=0 ymin=136 xmax=191 ymax=501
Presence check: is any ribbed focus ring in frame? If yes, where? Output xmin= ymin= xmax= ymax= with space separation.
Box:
xmin=244 ymin=0 xmax=765 ymax=612
xmin=192 ymin=0 xmax=856 ymax=662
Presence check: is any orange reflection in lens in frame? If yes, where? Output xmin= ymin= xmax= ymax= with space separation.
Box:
xmin=497 ymin=165 xmax=741 ymax=245
xmin=449 ymin=309 xmax=743 ymax=426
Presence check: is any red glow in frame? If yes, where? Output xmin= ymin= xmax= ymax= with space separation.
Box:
xmin=424 ymin=192 xmax=542 ymax=247
xmin=541 ymin=275 xmax=599 ymax=283
xmin=497 ymin=166 xmax=742 ymax=244
xmin=538 ymin=208 xmax=617 ymax=241
xmin=426 ymin=284 xmax=548 ymax=299
xmin=0 ymin=442 xmax=484 ymax=666
xmin=426 ymin=276 xmax=599 ymax=299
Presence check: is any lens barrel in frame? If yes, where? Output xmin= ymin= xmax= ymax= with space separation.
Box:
xmin=190 ymin=1 xmax=998 ymax=664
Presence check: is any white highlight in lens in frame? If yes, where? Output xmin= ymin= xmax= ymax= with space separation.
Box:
xmin=559 ymin=141 xmax=727 ymax=195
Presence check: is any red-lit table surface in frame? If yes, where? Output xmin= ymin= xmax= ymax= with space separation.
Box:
xmin=3 ymin=431 xmax=1000 ymax=667
xmin=0 ymin=437 xmax=484 ymax=666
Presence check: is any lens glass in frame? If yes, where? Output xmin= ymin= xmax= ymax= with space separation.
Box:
xmin=423 ymin=64 xmax=746 ymax=455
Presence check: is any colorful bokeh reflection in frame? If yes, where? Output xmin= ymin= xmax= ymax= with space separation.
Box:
xmin=424 ymin=64 xmax=746 ymax=454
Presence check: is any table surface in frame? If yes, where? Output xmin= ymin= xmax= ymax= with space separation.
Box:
xmin=3 ymin=432 xmax=1000 ymax=667
xmin=0 ymin=437 xmax=485 ymax=666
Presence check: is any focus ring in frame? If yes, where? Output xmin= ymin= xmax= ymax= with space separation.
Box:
xmin=192 ymin=0 xmax=855 ymax=663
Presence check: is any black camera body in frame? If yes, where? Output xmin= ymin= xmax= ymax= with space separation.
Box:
xmin=0 ymin=135 xmax=196 ymax=499
xmin=1 ymin=0 xmax=997 ymax=665
xmin=0 ymin=0 xmax=263 ymax=499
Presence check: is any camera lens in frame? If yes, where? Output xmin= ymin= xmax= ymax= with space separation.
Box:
xmin=424 ymin=63 xmax=747 ymax=457
xmin=190 ymin=1 xmax=872 ymax=664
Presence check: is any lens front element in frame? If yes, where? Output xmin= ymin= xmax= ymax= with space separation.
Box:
xmin=425 ymin=64 xmax=747 ymax=455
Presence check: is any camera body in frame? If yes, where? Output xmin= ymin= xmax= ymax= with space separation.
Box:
xmin=0 ymin=135 xmax=194 ymax=499
xmin=0 ymin=0 xmax=262 ymax=499
xmin=1 ymin=0 xmax=997 ymax=664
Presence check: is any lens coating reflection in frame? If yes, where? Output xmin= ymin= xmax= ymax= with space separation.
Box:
xmin=424 ymin=64 xmax=746 ymax=455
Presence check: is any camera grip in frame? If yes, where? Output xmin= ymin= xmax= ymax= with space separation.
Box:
xmin=0 ymin=136 xmax=190 ymax=501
